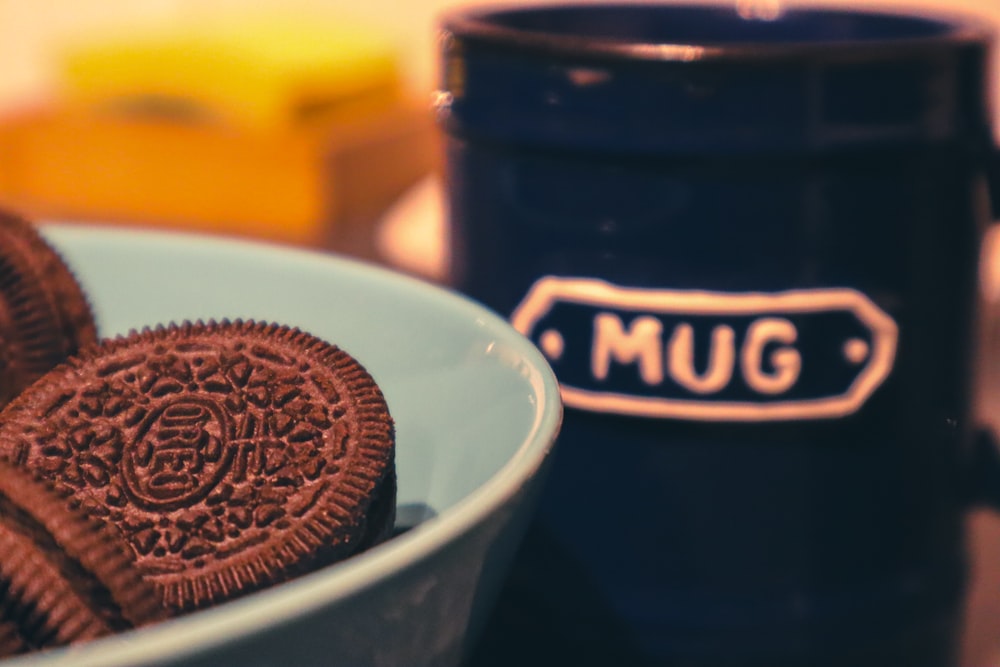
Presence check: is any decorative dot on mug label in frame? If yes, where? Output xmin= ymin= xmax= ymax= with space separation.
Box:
xmin=539 ymin=329 xmax=565 ymax=360
xmin=842 ymin=338 xmax=870 ymax=364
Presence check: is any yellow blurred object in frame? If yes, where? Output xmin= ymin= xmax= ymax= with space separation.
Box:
xmin=0 ymin=17 xmax=437 ymax=248
xmin=60 ymin=17 xmax=402 ymax=132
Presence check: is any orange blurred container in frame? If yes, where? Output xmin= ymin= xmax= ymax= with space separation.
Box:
xmin=0 ymin=103 xmax=434 ymax=247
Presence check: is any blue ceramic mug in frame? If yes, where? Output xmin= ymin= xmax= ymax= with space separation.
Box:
xmin=438 ymin=4 xmax=1000 ymax=666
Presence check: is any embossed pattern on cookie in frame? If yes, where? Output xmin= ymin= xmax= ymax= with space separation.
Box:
xmin=0 ymin=211 xmax=97 ymax=407
xmin=0 ymin=320 xmax=395 ymax=615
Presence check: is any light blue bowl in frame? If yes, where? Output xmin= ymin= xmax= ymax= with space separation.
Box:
xmin=7 ymin=224 xmax=562 ymax=667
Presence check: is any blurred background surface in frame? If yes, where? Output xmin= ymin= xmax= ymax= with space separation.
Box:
xmin=1 ymin=1 xmax=1000 ymax=665
xmin=0 ymin=0 xmax=997 ymax=108
xmin=0 ymin=0 xmax=997 ymax=255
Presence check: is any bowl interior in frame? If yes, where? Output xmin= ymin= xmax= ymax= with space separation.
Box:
xmin=8 ymin=223 xmax=560 ymax=666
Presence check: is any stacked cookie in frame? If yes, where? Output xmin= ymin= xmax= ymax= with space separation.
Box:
xmin=0 ymin=212 xmax=396 ymax=656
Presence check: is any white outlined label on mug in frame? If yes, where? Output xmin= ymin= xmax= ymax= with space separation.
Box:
xmin=511 ymin=277 xmax=898 ymax=421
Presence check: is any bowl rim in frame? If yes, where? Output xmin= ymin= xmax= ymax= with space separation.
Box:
xmin=8 ymin=223 xmax=563 ymax=666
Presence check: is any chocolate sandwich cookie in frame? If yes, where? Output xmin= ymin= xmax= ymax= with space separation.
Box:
xmin=0 ymin=458 xmax=166 ymax=657
xmin=0 ymin=211 xmax=97 ymax=407
xmin=0 ymin=320 xmax=396 ymax=615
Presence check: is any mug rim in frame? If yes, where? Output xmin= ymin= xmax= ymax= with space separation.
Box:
xmin=440 ymin=2 xmax=992 ymax=63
